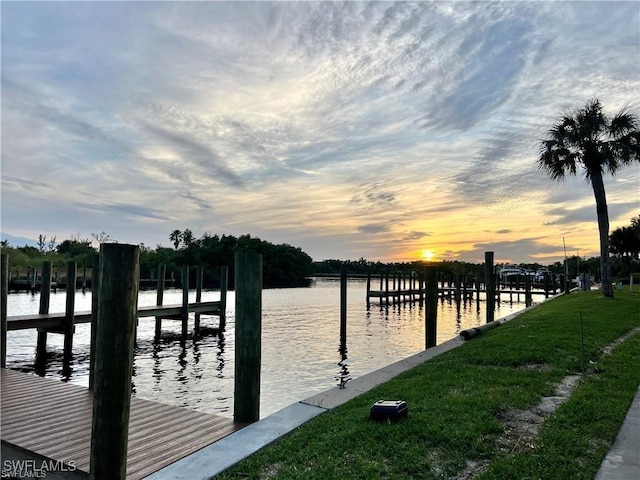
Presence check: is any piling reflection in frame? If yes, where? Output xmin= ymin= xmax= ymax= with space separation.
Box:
xmin=336 ymin=341 xmax=350 ymax=389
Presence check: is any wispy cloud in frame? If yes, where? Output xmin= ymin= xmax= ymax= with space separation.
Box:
xmin=1 ymin=1 xmax=638 ymax=263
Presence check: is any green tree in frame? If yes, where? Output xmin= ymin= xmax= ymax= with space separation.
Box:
xmin=538 ymin=99 xmax=640 ymax=297
xmin=169 ymin=230 xmax=182 ymax=250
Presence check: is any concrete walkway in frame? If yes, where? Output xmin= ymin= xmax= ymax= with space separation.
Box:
xmin=594 ymin=384 xmax=640 ymax=480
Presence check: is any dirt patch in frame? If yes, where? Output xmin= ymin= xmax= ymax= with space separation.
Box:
xmin=449 ymin=459 xmax=491 ymax=480
xmin=602 ymin=327 xmax=640 ymax=355
xmin=448 ymin=328 xmax=640 ymax=479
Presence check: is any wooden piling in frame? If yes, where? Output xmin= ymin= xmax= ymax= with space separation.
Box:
xmin=89 ymin=243 xmax=140 ymax=480
xmin=89 ymin=254 xmax=100 ymax=391
xmin=219 ymin=265 xmax=228 ymax=331
xmin=425 ymin=265 xmax=438 ymax=349
xmin=63 ymin=261 xmax=77 ymax=368
xmin=365 ymin=271 xmax=371 ymax=309
xmin=485 ymin=252 xmax=495 ymax=323
xmin=234 ymin=251 xmax=262 ymax=423
xmin=181 ymin=265 xmax=189 ymax=338
xmin=194 ymin=266 xmax=204 ymax=335
xmin=155 ymin=264 xmax=166 ymax=340
xmin=36 ymin=261 xmax=52 ymax=364
xmin=340 ymin=265 xmax=347 ymax=348
xmin=1 ymin=254 xmax=8 ymax=368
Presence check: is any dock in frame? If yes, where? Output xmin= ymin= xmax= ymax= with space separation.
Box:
xmin=1 ymin=369 xmax=245 ymax=479
xmin=365 ymin=269 xmax=560 ymax=306
xmin=5 ymin=301 xmax=222 ymax=331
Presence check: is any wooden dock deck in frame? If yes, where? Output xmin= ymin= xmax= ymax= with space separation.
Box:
xmin=1 ymin=369 xmax=245 ymax=479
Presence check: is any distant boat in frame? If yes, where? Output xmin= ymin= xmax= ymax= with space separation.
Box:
xmin=499 ymin=266 xmax=523 ymax=279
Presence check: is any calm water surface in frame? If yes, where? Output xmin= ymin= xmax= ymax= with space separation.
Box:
xmin=5 ymin=277 xmax=531 ymax=418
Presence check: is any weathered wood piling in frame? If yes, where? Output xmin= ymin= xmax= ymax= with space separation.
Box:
xmin=90 ymin=243 xmax=140 ymax=480
xmin=425 ymin=265 xmax=438 ymax=349
xmin=1 ymin=254 xmax=7 ymax=368
xmin=234 ymin=251 xmax=262 ymax=423
xmin=485 ymin=251 xmax=495 ymax=323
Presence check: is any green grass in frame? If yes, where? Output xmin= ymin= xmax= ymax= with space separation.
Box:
xmin=218 ymin=290 xmax=640 ymax=480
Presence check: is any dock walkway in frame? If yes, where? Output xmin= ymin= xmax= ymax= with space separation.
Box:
xmin=1 ymin=369 xmax=244 ymax=479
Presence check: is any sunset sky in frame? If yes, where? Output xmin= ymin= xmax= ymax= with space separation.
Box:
xmin=1 ymin=1 xmax=638 ymax=265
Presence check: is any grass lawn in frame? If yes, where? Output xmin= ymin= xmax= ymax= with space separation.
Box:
xmin=218 ymin=289 xmax=640 ymax=480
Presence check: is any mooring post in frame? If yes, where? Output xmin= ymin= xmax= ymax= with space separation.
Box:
xmin=1 ymin=254 xmax=8 ymax=368
xmin=181 ymin=264 xmax=189 ymax=338
xmin=385 ymin=271 xmax=390 ymax=306
xmin=234 ymin=251 xmax=262 ymax=423
xmin=63 ymin=261 xmax=77 ymax=369
xmin=155 ymin=264 xmax=166 ymax=341
xmin=544 ymin=272 xmax=550 ymax=298
xmin=525 ymin=274 xmax=532 ymax=307
xmin=89 ymin=243 xmax=140 ymax=480
xmin=89 ymin=254 xmax=100 ymax=391
xmin=219 ymin=265 xmax=228 ymax=331
xmin=365 ymin=271 xmax=371 ymax=309
xmin=485 ymin=252 xmax=495 ymax=323
xmin=194 ymin=265 xmax=204 ymax=335
xmin=425 ymin=266 xmax=438 ymax=349
xmin=340 ymin=264 xmax=347 ymax=348
xmin=36 ymin=261 xmax=52 ymax=366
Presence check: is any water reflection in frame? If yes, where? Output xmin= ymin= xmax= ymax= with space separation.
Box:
xmin=336 ymin=341 xmax=350 ymax=389
xmin=5 ymin=279 xmax=532 ymax=419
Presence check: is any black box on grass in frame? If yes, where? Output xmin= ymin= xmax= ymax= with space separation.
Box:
xmin=370 ymin=400 xmax=408 ymax=422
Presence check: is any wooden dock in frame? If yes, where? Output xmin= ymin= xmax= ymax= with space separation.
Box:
xmin=5 ymin=301 xmax=222 ymax=331
xmin=1 ymin=369 xmax=245 ymax=479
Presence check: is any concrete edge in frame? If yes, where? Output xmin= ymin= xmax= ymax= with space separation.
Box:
xmin=594 ymin=384 xmax=640 ymax=479
xmin=144 ymin=402 xmax=327 ymax=480
xmin=145 ymin=294 xmax=559 ymax=479
xmin=300 ymin=336 xmax=465 ymax=410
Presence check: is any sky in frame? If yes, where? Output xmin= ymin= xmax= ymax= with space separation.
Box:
xmin=1 ymin=1 xmax=639 ymax=265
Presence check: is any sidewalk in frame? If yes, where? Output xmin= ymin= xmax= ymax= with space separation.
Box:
xmin=594 ymin=384 xmax=640 ymax=480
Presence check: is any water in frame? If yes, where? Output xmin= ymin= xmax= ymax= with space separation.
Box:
xmin=4 ymin=277 xmax=531 ymax=418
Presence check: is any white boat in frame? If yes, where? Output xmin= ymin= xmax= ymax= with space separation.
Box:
xmin=499 ymin=266 xmax=523 ymax=279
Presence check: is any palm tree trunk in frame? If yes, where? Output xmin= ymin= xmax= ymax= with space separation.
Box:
xmin=590 ymin=170 xmax=614 ymax=297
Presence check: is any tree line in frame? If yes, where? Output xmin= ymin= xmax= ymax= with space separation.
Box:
xmin=0 ymin=231 xmax=313 ymax=288
xmin=1 ymin=214 xmax=637 ymax=288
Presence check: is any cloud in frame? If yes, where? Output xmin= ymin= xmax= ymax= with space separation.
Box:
xmin=1 ymin=1 xmax=638 ymax=263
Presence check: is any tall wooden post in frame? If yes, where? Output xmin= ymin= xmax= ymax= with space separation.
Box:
xmin=63 ymin=261 xmax=77 ymax=368
xmin=181 ymin=265 xmax=190 ymax=338
xmin=36 ymin=261 xmax=52 ymax=366
xmin=365 ymin=271 xmax=371 ymax=309
xmin=525 ymin=274 xmax=532 ymax=307
xmin=219 ymin=266 xmax=228 ymax=331
xmin=234 ymin=251 xmax=262 ymax=423
xmin=425 ymin=265 xmax=438 ymax=349
xmin=155 ymin=264 xmax=166 ymax=341
xmin=194 ymin=266 xmax=204 ymax=335
xmin=340 ymin=265 xmax=347 ymax=349
xmin=90 ymin=243 xmax=140 ymax=480
xmin=485 ymin=252 xmax=495 ymax=323
xmin=1 ymin=254 xmax=8 ymax=368
xmin=89 ymin=254 xmax=100 ymax=391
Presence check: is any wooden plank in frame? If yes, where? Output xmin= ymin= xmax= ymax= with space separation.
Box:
xmin=6 ymin=302 xmax=221 ymax=331
xmin=1 ymin=369 xmax=245 ymax=479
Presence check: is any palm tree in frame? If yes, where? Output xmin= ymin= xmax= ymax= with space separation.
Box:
xmin=169 ymin=230 xmax=182 ymax=250
xmin=538 ymin=99 xmax=640 ymax=297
